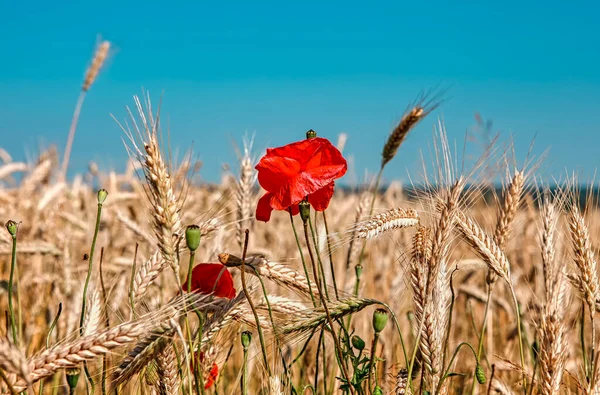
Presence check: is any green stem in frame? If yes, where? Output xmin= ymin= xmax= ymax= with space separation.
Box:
xmin=289 ymin=211 xmax=317 ymax=307
xmin=308 ymin=215 xmax=329 ymax=300
xmin=437 ymin=342 xmax=478 ymax=393
xmin=79 ymin=201 xmax=103 ymax=395
xmin=40 ymin=304 xmax=62 ymax=395
xmin=7 ymin=234 xmax=18 ymax=344
xmin=367 ymin=332 xmax=380 ymax=394
xmin=302 ymin=220 xmax=354 ymax=394
xmin=582 ymin=301 xmax=589 ymax=380
xmin=241 ymin=344 xmax=249 ymax=395
xmin=240 ymin=230 xmax=271 ymax=375
xmin=509 ymin=287 xmax=527 ymax=393
xmin=322 ymin=212 xmax=339 ymax=299
xmin=471 ymin=284 xmax=493 ymax=395
xmin=185 ymin=249 xmax=203 ymax=394
xmin=349 ymin=167 xmax=384 ymax=326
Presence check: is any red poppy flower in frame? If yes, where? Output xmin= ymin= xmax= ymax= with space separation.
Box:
xmin=182 ymin=263 xmax=236 ymax=299
xmin=255 ymin=137 xmax=347 ymax=222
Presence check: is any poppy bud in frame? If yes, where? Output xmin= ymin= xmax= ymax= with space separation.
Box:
xmin=372 ymin=308 xmax=388 ymax=333
xmin=241 ymin=330 xmax=252 ymax=349
xmin=475 ymin=364 xmax=486 ymax=384
xmin=306 ymin=129 xmax=317 ymax=139
xmin=299 ymin=200 xmax=310 ymax=223
xmin=373 ymin=386 xmax=383 ymax=395
xmin=355 ymin=264 xmax=363 ymax=278
xmin=97 ymin=188 xmax=108 ymax=204
xmin=5 ymin=220 xmax=18 ymax=237
xmin=65 ymin=367 xmax=81 ymax=392
xmin=351 ymin=335 xmax=365 ymax=350
xmin=186 ymin=225 xmax=201 ymax=252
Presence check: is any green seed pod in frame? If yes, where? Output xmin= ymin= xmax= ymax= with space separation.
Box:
xmin=306 ymin=129 xmax=317 ymax=139
xmin=97 ymin=188 xmax=108 ymax=204
xmin=299 ymin=199 xmax=310 ymax=223
xmin=65 ymin=367 xmax=81 ymax=392
xmin=355 ymin=264 xmax=363 ymax=278
xmin=351 ymin=335 xmax=365 ymax=351
xmin=186 ymin=225 xmax=201 ymax=252
xmin=475 ymin=364 xmax=486 ymax=384
xmin=372 ymin=308 xmax=389 ymax=333
xmin=373 ymin=386 xmax=383 ymax=395
xmin=241 ymin=330 xmax=252 ymax=349
xmin=5 ymin=220 xmax=18 ymax=237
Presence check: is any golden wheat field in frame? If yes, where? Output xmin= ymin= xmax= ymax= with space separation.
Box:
xmin=1 ymin=43 xmax=600 ymax=395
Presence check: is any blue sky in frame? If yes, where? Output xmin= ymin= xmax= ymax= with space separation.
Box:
xmin=1 ymin=1 xmax=599 ymax=184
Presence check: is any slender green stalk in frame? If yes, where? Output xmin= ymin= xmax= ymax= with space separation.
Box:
xmin=128 ymin=244 xmax=139 ymax=318
xmin=322 ymin=211 xmax=339 ymax=299
xmin=78 ymin=191 xmax=106 ymax=394
xmin=7 ymin=228 xmax=18 ymax=344
xmin=39 ymin=303 xmax=62 ymax=395
xmin=367 ymin=332 xmax=381 ymax=394
xmin=308 ymin=215 xmax=329 ymax=300
xmin=321 ymin=333 xmax=328 ymax=394
xmin=99 ymin=248 xmax=109 ymax=395
xmin=471 ymin=284 xmax=493 ymax=395
xmin=509 ymin=287 xmax=527 ymax=393
xmin=302 ymin=219 xmax=354 ymax=394
xmin=437 ymin=342 xmax=478 ymax=393
xmin=582 ymin=301 xmax=590 ymax=380
xmin=289 ymin=211 xmax=317 ymax=306
xmin=250 ymin=266 xmax=288 ymax=374
xmin=379 ymin=303 xmax=408 ymax=367
xmin=241 ymin=338 xmax=249 ymax=395
xmin=79 ymin=194 xmax=105 ymax=334
xmin=240 ymin=229 xmax=271 ymax=375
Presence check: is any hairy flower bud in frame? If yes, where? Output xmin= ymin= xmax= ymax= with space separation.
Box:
xmin=372 ymin=308 xmax=389 ymax=333
xmin=241 ymin=330 xmax=252 ymax=349
xmin=351 ymin=335 xmax=365 ymax=350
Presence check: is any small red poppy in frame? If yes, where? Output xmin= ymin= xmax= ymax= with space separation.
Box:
xmin=255 ymin=137 xmax=347 ymax=222
xmin=191 ymin=351 xmax=220 ymax=389
xmin=182 ymin=263 xmax=236 ymax=299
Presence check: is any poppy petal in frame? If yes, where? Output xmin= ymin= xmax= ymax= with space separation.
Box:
xmin=271 ymin=165 xmax=345 ymax=211
xmin=182 ymin=264 xmax=236 ymax=299
xmin=255 ymin=156 xmax=301 ymax=192
xmin=308 ymin=182 xmax=335 ymax=211
xmin=256 ymin=192 xmax=275 ymax=222
xmin=204 ymin=363 xmax=219 ymax=389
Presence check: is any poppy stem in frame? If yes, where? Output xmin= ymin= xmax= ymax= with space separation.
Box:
xmin=79 ymin=191 xmax=106 ymax=395
xmin=302 ymin=220 xmax=354 ymax=395
xmin=322 ymin=212 xmax=340 ymax=300
xmin=308 ymin=215 xmax=330 ymax=300
xmin=6 ymin=224 xmax=18 ymax=345
xmin=288 ymin=211 xmax=317 ymax=307
xmin=240 ymin=229 xmax=272 ymax=375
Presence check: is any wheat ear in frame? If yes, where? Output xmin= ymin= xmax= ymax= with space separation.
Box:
xmin=354 ymin=208 xmax=419 ymax=240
